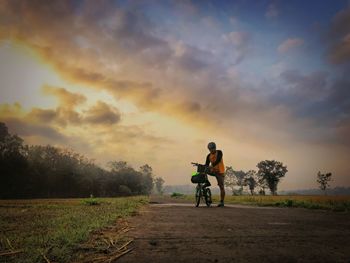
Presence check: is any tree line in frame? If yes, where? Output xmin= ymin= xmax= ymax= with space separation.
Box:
xmin=224 ymin=160 xmax=288 ymax=195
xmin=0 ymin=122 xmax=164 ymax=199
xmin=224 ymin=160 xmax=333 ymax=195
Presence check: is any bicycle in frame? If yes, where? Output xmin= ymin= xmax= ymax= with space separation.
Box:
xmin=191 ymin=162 xmax=213 ymax=207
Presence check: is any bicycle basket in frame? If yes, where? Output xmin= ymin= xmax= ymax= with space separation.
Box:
xmin=196 ymin=164 xmax=207 ymax=173
xmin=191 ymin=172 xmax=206 ymax=184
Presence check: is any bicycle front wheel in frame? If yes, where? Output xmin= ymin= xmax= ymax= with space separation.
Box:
xmin=195 ymin=185 xmax=201 ymax=207
xmin=205 ymin=188 xmax=212 ymax=207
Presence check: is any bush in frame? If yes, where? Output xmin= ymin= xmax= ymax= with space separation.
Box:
xmin=171 ymin=192 xmax=184 ymax=198
xmin=82 ymin=197 xmax=101 ymax=206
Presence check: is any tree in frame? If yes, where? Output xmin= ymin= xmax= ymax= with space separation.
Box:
xmin=245 ymin=170 xmax=257 ymax=195
xmin=257 ymin=176 xmax=268 ymax=195
xmin=139 ymin=164 xmax=154 ymax=195
xmin=224 ymin=167 xmax=247 ymax=195
xmin=317 ymin=171 xmax=332 ymax=195
xmin=234 ymin=170 xmax=247 ymax=195
xmin=0 ymin=122 xmax=9 ymax=142
xmin=154 ymin=177 xmax=165 ymax=194
xmin=0 ymin=122 xmax=160 ymax=198
xmin=224 ymin=166 xmax=237 ymax=195
xmin=256 ymin=160 xmax=288 ymax=195
xmin=0 ymin=124 xmax=28 ymax=198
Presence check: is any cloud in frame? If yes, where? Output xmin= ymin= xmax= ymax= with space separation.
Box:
xmin=0 ymin=0 xmax=344 ymax=151
xmin=26 ymin=108 xmax=58 ymax=123
xmin=221 ymin=31 xmax=251 ymax=64
xmin=41 ymin=85 xmax=86 ymax=109
xmin=83 ymin=101 xmax=121 ymax=125
xmin=327 ymin=7 xmax=350 ymax=64
xmin=3 ymin=116 xmax=68 ymax=143
xmin=265 ymin=3 xmax=279 ymax=18
xmin=328 ymin=34 xmax=350 ymax=64
xmin=329 ymin=7 xmax=350 ymax=39
xmin=278 ymin=38 xmax=304 ymax=53
xmin=229 ymin=16 xmax=238 ymax=26
xmin=222 ymin=31 xmax=249 ymax=47
xmin=280 ymin=69 xmax=328 ymax=99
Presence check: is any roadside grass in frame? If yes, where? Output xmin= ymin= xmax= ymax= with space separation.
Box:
xmin=171 ymin=194 xmax=350 ymax=212
xmin=0 ymin=196 xmax=148 ymax=263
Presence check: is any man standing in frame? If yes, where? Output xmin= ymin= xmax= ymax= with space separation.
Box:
xmin=205 ymin=142 xmax=225 ymax=207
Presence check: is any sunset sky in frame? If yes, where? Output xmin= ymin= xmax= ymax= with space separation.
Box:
xmin=1 ymin=0 xmax=350 ymax=190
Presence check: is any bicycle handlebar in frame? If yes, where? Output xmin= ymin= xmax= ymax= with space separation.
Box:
xmin=191 ymin=162 xmax=217 ymax=176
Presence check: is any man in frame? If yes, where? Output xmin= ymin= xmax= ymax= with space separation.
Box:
xmin=205 ymin=142 xmax=225 ymax=207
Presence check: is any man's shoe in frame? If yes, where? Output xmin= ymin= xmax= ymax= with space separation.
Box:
xmin=217 ymin=202 xmax=224 ymax=207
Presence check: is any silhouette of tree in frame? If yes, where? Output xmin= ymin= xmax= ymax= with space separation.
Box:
xmin=257 ymin=160 xmax=288 ymax=195
xmin=317 ymin=171 xmax=332 ymax=195
xmin=245 ymin=170 xmax=257 ymax=195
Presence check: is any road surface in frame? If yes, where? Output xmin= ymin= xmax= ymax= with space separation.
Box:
xmin=116 ymin=199 xmax=350 ymax=263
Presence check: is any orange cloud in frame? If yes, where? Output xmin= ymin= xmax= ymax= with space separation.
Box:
xmin=41 ymin=85 xmax=86 ymax=109
xmin=83 ymin=101 xmax=121 ymax=125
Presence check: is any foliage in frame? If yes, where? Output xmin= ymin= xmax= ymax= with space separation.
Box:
xmin=82 ymin=197 xmax=101 ymax=206
xmin=0 ymin=122 xmax=157 ymax=199
xmin=171 ymin=192 xmax=184 ymax=198
xmin=224 ymin=166 xmax=247 ymax=195
xmin=317 ymin=171 xmax=332 ymax=195
xmin=155 ymin=177 xmax=165 ymax=194
xmin=256 ymin=160 xmax=288 ymax=195
xmin=245 ymin=170 xmax=257 ymax=195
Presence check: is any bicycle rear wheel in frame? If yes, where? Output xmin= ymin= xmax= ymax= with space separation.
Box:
xmin=204 ymin=188 xmax=212 ymax=207
xmin=195 ymin=185 xmax=201 ymax=207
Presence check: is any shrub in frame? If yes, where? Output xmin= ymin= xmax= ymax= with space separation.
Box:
xmin=171 ymin=192 xmax=184 ymax=198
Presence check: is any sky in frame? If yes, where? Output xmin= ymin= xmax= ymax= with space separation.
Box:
xmin=0 ymin=0 xmax=350 ymax=190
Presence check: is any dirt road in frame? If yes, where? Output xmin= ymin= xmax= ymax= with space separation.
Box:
xmin=116 ymin=199 xmax=350 ymax=263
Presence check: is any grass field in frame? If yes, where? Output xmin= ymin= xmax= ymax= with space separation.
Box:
xmin=0 ymin=196 xmax=149 ymax=263
xmin=172 ymin=193 xmax=350 ymax=211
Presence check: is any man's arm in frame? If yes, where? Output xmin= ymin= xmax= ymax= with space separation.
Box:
xmin=211 ymin=150 xmax=223 ymax=167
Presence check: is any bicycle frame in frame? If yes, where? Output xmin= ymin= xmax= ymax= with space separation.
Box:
xmin=192 ymin=162 xmax=212 ymax=207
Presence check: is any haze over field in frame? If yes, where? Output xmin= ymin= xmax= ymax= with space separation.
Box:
xmin=0 ymin=0 xmax=350 ymax=190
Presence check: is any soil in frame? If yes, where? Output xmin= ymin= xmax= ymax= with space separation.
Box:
xmin=114 ymin=196 xmax=350 ymax=263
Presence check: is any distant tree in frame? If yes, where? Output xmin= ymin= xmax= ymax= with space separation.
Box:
xmin=245 ymin=170 xmax=257 ymax=195
xmin=108 ymin=161 xmax=130 ymax=172
xmin=118 ymin=185 xmax=132 ymax=195
xmin=224 ymin=167 xmax=247 ymax=195
xmin=0 ymin=122 xmax=158 ymax=198
xmin=257 ymin=160 xmax=288 ymax=195
xmin=317 ymin=171 xmax=332 ymax=195
xmin=140 ymin=164 xmax=152 ymax=177
xmin=0 ymin=122 xmax=9 ymax=142
xmin=224 ymin=166 xmax=237 ymax=195
xmin=139 ymin=164 xmax=154 ymax=195
xmin=154 ymin=177 xmax=165 ymax=194
xmin=0 ymin=124 xmax=28 ymax=198
xmin=234 ymin=170 xmax=247 ymax=195
xmin=256 ymin=172 xmax=268 ymax=195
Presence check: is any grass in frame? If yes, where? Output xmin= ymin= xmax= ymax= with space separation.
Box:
xmin=172 ymin=194 xmax=350 ymax=212
xmin=0 ymin=196 xmax=149 ymax=263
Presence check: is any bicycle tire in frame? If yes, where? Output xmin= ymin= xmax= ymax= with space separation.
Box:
xmin=195 ymin=185 xmax=201 ymax=207
xmin=205 ymin=188 xmax=212 ymax=207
